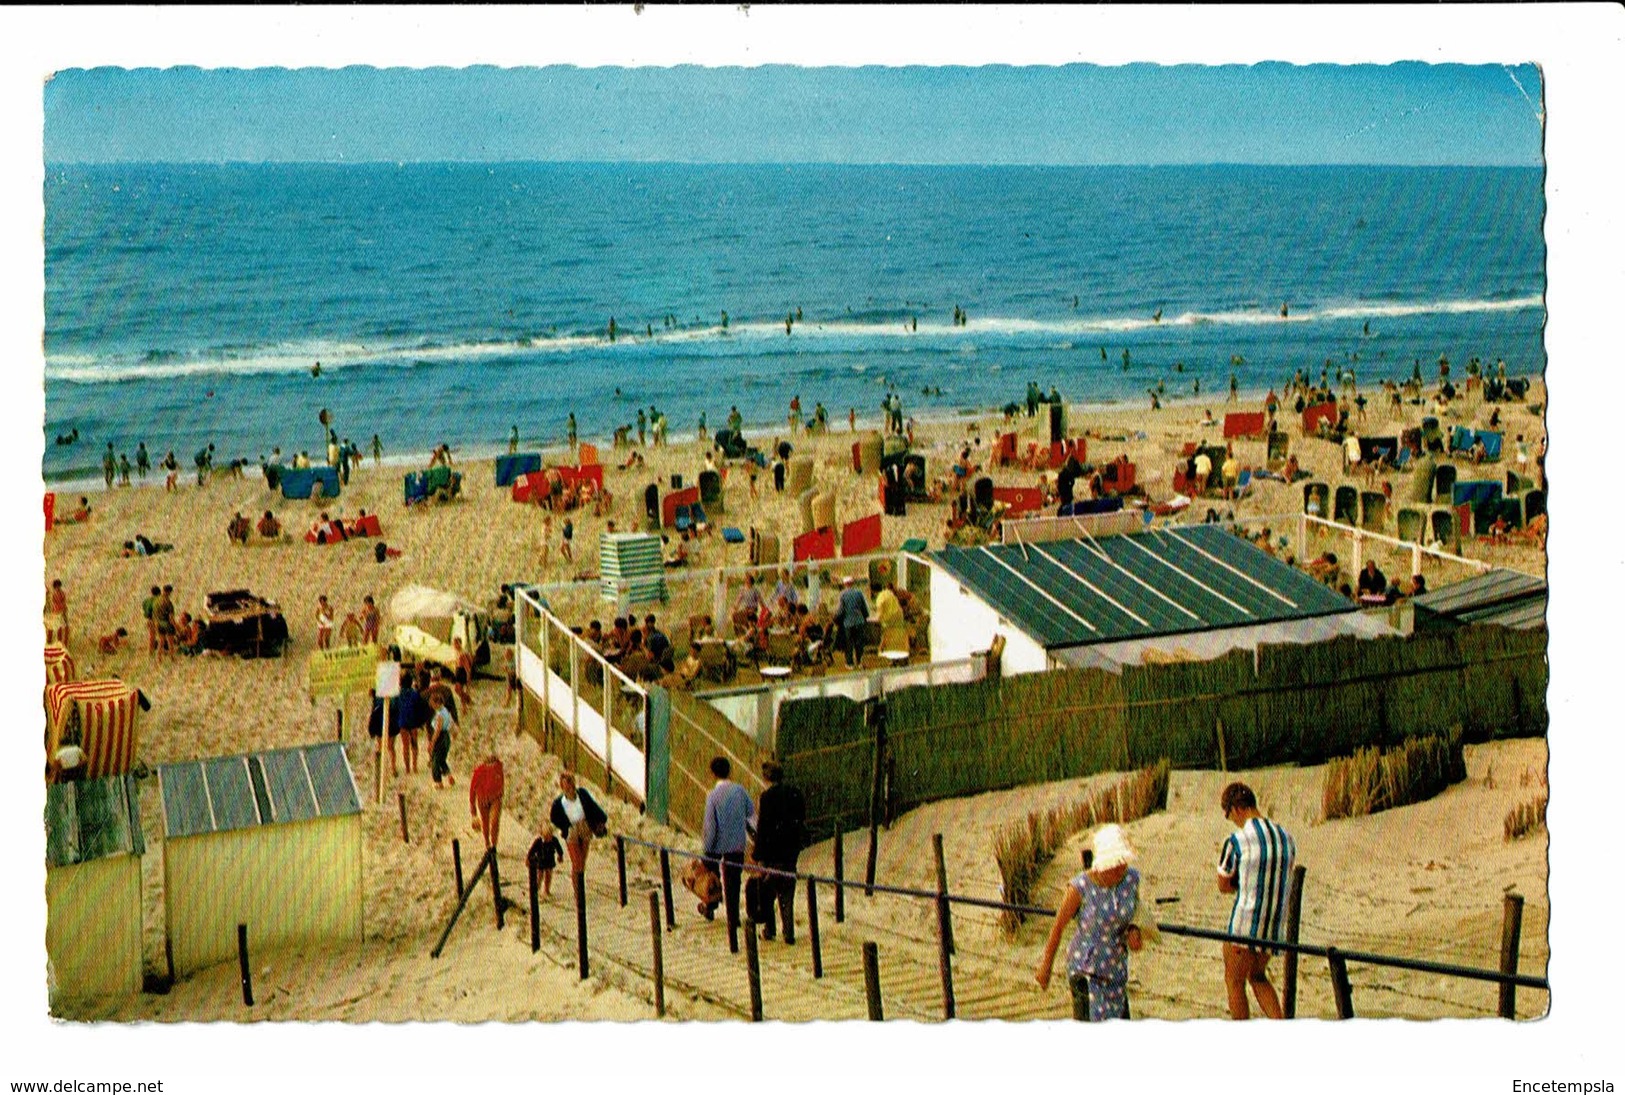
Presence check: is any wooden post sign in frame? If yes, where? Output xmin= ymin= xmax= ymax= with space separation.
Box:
xmin=373 ymin=658 xmax=401 ymax=804
xmin=308 ymin=643 xmax=383 ymax=698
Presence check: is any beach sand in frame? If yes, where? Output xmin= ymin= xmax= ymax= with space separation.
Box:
xmin=41 ymin=383 xmax=1548 ymax=1021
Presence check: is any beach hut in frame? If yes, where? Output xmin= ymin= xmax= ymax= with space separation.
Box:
xmin=599 ymin=532 xmax=667 ymax=606
xmin=156 ymin=742 xmax=363 ymax=977
xmin=1431 ymin=463 xmax=1457 ymax=504
xmin=1266 ymin=430 xmax=1290 ymax=469
xmin=45 ymin=774 xmax=145 ymax=1002
xmin=45 ymin=679 xmax=140 ymax=781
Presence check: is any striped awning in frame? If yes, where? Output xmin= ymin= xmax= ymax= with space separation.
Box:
xmin=45 ymin=679 xmax=140 ymax=779
xmin=45 ymin=643 xmax=77 ymax=685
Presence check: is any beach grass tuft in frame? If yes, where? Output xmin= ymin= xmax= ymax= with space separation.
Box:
xmin=1504 ymin=795 xmax=1548 ymax=842
xmin=1321 ymin=729 xmax=1466 ymax=821
xmin=993 ymin=760 xmax=1170 ymax=938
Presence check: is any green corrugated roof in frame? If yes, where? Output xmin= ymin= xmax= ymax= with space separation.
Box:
xmin=931 ymin=524 xmax=1354 ymax=649
xmin=45 ymin=775 xmax=143 ymax=868
xmin=158 ymin=742 xmax=361 ymax=840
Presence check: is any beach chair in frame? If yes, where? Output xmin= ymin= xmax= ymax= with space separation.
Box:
xmin=1302 ymin=482 xmax=1330 ymax=518
xmin=1431 ymin=464 xmax=1457 ymax=505
xmin=765 ymin=629 xmax=799 ymax=671
xmin=578 ymin=443 xmax=599 ymax=467
xmin=721 ymin=526 xmax=745 ymax=544
xmin=1358 ymin=490 xmax=1387 ymax=532
xmin=1266 ymin=431 xmax=1290 ymax=469
xmin=1521 ymin=488 xmax=1546 ymax=525
xmin=403 ymin=471 xmax=430 ymax=506
xmin=1396 ymin=505 xmax=1427 ymax=545
xmin=689 ymin=502 xmax=709 ymax=533
xmin=1232 ymin=469 xmax=1254 ymax=500
xmin=1429 ymin=507 xmax=1457 ymax=550
xmin=696 ymin=640 xmax=734 ymax=684
xmin=674 ymin=504 xmax=693 ymax=533
xmin=1333 ymin=485 xmax=1359 ymax=526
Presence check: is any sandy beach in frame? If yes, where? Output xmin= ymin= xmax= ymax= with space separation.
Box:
xmin=41 ymin=382 xmax=1548 ymax=1021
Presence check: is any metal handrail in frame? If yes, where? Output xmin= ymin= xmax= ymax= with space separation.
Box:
xmin=616 ymin=833 xmax=1548 ymax=993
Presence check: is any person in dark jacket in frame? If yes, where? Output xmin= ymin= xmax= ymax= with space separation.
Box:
xmin=550 ymin=770 xmax=609 ymax=875
xmin=749 ymin=761 xmax=808 ymax=943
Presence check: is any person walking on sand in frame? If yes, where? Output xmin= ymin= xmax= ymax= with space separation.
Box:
xmin=560 ymin=517 xmax=574 ymax=563
xmin=701 ymin=756 xmax=754 ymax=951
xmin=749 ymin=761 xmax=807 ymax=944
xmin=315 ymin=594 xmax=334 ymax=650
xmin=567 ymin=413 xmax=577 ymax=450
xmin=162 ymin=451 xmax=179 ymax=492
xmin=1216 ymin=781 xmax=1296 ymax=1019
xmin=371 ymin=434 xmax=382 ymax=466
xmin=360 ymin=595 xmax=380 ymax=645
xmin=141 ymin=585 xmax=160 ymax=655
xmin=528 ymin=823 xmax=566 ymax=898
xmin=153 ymin=585 xmax=177 ymax=655
xmin=550 ymin=770 xmax=609 ymax=876
xmin=47 ymin=579 xmax=70 ymax=645
xmin=136 ymin=442 xmax=150 ymax=480
xmin=1035 ymin=824 xmax=1145 ymax=1021
xmin=427 ymin=690 xmax=456 ymax=789
xmin=468 ymin=755 xmax=504 ymax=850
xmin=508 ymin=425 xmax=520 ymax=455
xmin=102 ymin=444 xmax=116 ymax=489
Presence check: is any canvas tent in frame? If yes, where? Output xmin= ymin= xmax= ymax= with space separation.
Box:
xmin=157 ymin=742 xmax=363 ymax=976
xmin=45 ymin=774 xmax=145 ymax=1002
xmin=45 ymin=678 xmax=140 ymax=780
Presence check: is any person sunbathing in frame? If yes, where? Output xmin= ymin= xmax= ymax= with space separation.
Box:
xmin=258 ymin=510 xmax=282 ymax=538
xmin=227 ymin=512 xmax=252 ymax=544
xmin=67 ymin=497 xmax=92 ymax=523
xmin=175 ymin=613 xmax=204 ymax=655
xmin=98 ymin=627 xmax=129 ymax=655
xmin=1306 ymin=551 xmax=1339 ymax=584
xmin=122 ymin=535 xmax=172 ymax=557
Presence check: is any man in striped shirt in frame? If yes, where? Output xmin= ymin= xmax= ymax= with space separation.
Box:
xmin=1216 ymin=781 xmax=1296 ymax=1019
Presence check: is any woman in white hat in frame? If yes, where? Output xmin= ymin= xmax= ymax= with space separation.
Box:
xmin=1034 ymin=823 xmax=1143 ymax=1021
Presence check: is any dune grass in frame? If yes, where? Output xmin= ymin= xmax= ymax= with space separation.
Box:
xmin=1321 ymin=729 xmax=1467 ymax=821
xmin=1504 ymin=795 xmax=1547 ymax=842
xmin=992 ymin=760 xmax=1170 ymax=938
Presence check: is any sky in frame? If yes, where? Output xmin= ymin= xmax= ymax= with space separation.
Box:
xmin=43 ymin=62 xmax=1544 ymax=166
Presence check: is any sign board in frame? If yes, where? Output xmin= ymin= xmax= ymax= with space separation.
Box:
xmin=307 ymin=644 xmax=382 ymax=698
xmin=374 ymin=659 xmax=401 ymax=699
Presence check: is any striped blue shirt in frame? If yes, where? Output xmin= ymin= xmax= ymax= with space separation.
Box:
xmin=1217 ymin=816 xmax=1296 ymax=944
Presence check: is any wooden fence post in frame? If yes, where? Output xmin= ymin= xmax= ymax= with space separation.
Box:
xmin=397 ymin=791 xmax=410 ymax=843
xmin=1499 ymin=892 xmax=1524 ymax=1019
xmin=529 ymin=860 xmax=540 ymax=954
xmin=806 ymin=877 xmax=823 ymax=979
xmin=744 ymin=921 xmax=763 ymax=1022
xmin=490 ymin=851 xmax=504 ymax=930
xmin=865 ymin=700 xmax=885 ymax=896
xmin=452 ymin=838 xmax=465 ymax=898
xmin=1327 ymin=946 xmax=1354 ymax=1019
xmin=616 ymin=835 xmax=629 ymax=908
xmin=335 ymin=708 xmax=343 ymax=742
xmin=935 ymin=879 xmax=956 ymax=1019
xmin=833 ymin=825 xmax=845 ymax=923
xmin=863 ymin=941 xmax=883 ymax=1021
xmin=1282 ymin=864 xmax=1307 ymax=1019
xmin=574 ymin=871 xmax=590 ymax=980
xmin=933 ymin=833 xmax=955 ymax=955
xmin=237 ymin=923 xmax=253 ymax=1007
xmin=659 ymin=848 xmax=675 ymax=930
xmin=648 ymin=890 xmax=666 ymax=1018
xmin=431 ymin=849 xmax=493 ymax=958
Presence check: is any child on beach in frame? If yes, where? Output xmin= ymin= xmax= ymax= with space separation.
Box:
xmin=527 ymin=823 xmax=566 ymax=898
xmin=316 ymin=595 xmax=334 ymax=649
xmin=428 ymin=690 xmax=456 ymax=789
xmin=561 ymin=518 xmax=574 ymax=562
xmin=469 ymin=755 xmax=504 ymax=850
xmin=360 ymin=595 xmax=380 ymax=644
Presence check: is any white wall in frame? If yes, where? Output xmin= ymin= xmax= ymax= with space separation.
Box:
xmin=927 ymin=565 xmax=1050 ymax=675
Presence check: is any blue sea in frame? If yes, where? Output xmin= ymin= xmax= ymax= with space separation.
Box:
xmin=43 ymin=163 xmax=1545 ymax=482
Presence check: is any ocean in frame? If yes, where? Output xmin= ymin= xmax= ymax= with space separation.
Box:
xmin=43 ymin=162 xmax=1545 ymax=482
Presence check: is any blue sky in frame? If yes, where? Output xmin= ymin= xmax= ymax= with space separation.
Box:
xmin=44 ymin=62 xmax=1543 ymax=166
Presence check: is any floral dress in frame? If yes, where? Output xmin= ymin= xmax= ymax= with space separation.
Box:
xmin=1063 ymin=867 xmax=1140 ymax=1021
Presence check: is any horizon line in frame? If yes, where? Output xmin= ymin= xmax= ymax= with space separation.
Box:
xmin=45 ymin=159 xmax=1545 ymax=169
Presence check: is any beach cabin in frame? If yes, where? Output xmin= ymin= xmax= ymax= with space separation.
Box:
xmin=923 ymin=523 xmax=1387 ymax=674
xmin=157 ymin=742 xmax=362 ymax=976
xmin=1408 ymin=568 xmax=1548 ymax=634
xmin=600 ymin=531 xmax=667 ymax=607
xmin=45 ymin=774 xmax=145 ymax=1002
